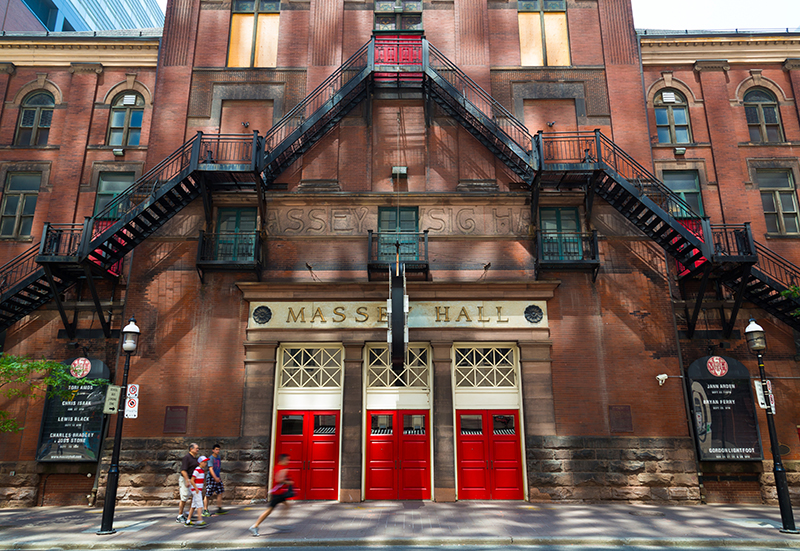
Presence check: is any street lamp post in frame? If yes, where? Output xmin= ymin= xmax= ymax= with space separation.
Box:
xmin=97 ymin=317 xmax=140 ymax=535
xmin=744 ymin=318 xmax=798 ymax=534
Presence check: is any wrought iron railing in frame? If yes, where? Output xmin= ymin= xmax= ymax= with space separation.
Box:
xmin=0 ymin=244 xmax=41 ymax=297
xmin=539 ymin=130 xmax=702 ymax=221
xmin=93 ymin=135 xmax=197 ymax=223
xmin=39 ymin=223 xmax=84 ymax=257
xmin=709 ymin=223 xmax=755 ymax=258
xmin=368 ymin=230 xmax=429 ymax=265
xmin=536 ymin=230 xmax=599 ymax=263
xmin=426 ymin=43 xmax=533 ymax=156
xmin=753 ymin=241 xmax=800 ymax=290
xmin=263 ymin=40 xmax=371 ymax=153
xmin=198 ymin=134 xmax=260 ymax=165
xmin=197 ymin=231 xmax=260 ymax=263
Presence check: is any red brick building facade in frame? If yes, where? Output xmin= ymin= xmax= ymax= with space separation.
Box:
xmin=0 ymin=1 xmax=798 ymax=507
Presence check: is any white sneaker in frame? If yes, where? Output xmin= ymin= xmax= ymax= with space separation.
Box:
xmin=248 ymin=525 xmax=259 ymax=537
xmin=176 ymin=514 xmax=187 ymax=523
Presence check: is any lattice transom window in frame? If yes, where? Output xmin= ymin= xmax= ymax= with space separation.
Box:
xmin=367 ymin=345 xmax=429 ymax=388
xmin=454 ymin=346 xmax=517 ymax=388
xmin=279 ymin=346 xmax=342 ymax=388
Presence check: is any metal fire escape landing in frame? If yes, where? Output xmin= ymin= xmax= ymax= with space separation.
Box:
xmin=0 ymin=133 xmax=264 ymax=337
xmin=1 ymin=36 xmax=800 ymax=338
xmin=535 ymin=130 xmax=800 ymax=335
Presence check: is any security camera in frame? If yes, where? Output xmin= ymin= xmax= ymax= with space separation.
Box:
xmin=656 ymin=374 xmax=668 ymax=386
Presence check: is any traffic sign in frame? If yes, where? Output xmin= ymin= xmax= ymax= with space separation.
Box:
xmin=124 ymin=397 xmax=139 ymax=419
xmin=754 ymin=380 xmax=767 ymax=409
xmin=103 ymin=385 xmax=122 ymax=415
xmin=127 ymin=383 xmax=139 ymax=397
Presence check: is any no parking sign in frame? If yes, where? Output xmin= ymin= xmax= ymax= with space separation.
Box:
xmin=124 ymin=384 xmax=140 ymax=418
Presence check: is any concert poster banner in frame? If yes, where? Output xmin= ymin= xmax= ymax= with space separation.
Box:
xmin=35 ymin=358 xmax=110 ymax=462
xmin=687 ymin=355 xmax=762 ymax=461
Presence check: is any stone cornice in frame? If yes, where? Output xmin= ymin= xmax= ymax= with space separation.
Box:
xmin=0 ymin=39 xmax=159 ymax=67
xmin=641 ymin=35 xmax=800 ymax=65
xmin=694 ymin=59 xmax=730 ymax=72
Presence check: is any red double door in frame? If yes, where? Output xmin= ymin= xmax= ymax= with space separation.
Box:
xmin=365 ymin=410 xmax=431 ymax=500
xmin=456 ymin=409 xmax=524 ymax=500
xmin=273 ymin=410 xmax=340 ymax=500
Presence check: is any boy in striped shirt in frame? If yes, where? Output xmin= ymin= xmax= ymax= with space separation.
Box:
xmin=185 ymin=456 xmax=209 ymax=528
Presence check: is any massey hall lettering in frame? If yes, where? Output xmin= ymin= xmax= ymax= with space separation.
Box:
xmin=284 ymin=305 xmax=511 ymax=324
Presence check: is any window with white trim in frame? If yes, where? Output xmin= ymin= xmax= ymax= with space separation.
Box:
xmin=453 ymin=345 xmax=517 ymax=388
xmin=367 ymin=344 xmax=429 ymax=388
xmin=107 ymin=92 xmax=144 ymax=147
xmin=654 ymin=89 xmax=691 ymax=144
xmin=279 ymin=346 xmax=342 ymax=388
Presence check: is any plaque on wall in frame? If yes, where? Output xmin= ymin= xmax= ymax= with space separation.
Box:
xmin=35 ymin=358 xmax=110 ymax=462
xmin=687 ymin=355 xmax=763 ymax=461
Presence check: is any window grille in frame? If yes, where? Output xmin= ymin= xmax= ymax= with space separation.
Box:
xmin=279 ymin=346 xmax=342 ymax=388
xmin=367 ymin=345 xmax=429 ymax=388
xmin=454 ymin=346 xmax=517 ymax=388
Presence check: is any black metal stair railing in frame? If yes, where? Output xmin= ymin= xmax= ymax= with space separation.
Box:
xmin=424 ymin=42 xmax=535 ymax=180
xmin=594 ymin=133 xmax=703 ymax=222
xmin=0 ymin=245 xmax=65 ymax=328
xmin=752 ymin=241 xmax=800 ymax=290
xmin=262 ymin=41 xmax=372 ymax=181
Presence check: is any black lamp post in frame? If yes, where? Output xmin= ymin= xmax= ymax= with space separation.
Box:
xmin=97 ymin=317 xmax=140 ymax=535
xmin=744 ymin=318 xmax=798 ymax=534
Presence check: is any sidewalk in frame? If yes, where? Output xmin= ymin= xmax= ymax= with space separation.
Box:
xmin=1 ymin=501 xmax=800 ymax=549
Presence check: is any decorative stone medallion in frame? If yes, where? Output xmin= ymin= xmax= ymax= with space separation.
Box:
xmin=252 ymin=306 xmax=272 ymax=325
xmin=524 ymin=304 xmax=543 ymax=324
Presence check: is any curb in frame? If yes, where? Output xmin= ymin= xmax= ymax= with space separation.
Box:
xmin=4 ymin=536 xmax=800 ymax=549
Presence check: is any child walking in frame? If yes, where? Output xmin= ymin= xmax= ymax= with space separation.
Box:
xmin=185 ymin=455 xmax=209 ymax=528
xmin=248 ymin=454 xmax=293 ymax=536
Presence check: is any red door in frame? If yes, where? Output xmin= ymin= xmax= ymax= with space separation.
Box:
xmin=274 ymin=411 xmax=340 ymax=500
xmin=456 ymin=410 xmax=523 ymax=500
xmin=365 ymin=410 xmax=431 ymax=500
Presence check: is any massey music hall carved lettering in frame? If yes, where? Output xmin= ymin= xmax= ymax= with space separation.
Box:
xmin=265 ymin=206 xmax=530 ymax=236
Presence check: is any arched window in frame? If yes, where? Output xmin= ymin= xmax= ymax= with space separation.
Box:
xmin=15 ymin=91 xmax=54 ymax=146
xmin=744 ymin=88 xmax=783 ymax=143
xmin=107 ymin=92 xmax=145 ymax=147
xmin=654 ymin=89 xmax=691 ymax=144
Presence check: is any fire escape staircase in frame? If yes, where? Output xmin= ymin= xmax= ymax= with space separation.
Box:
xmin=536 ymin=130 xmax=800 ymax=335
xmin=0 ymin=133 xmax=264 ymax=337
xmin=1 ymin=36 xmax=800 ymax=337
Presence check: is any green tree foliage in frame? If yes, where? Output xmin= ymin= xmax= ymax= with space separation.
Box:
xmin=781 ymin=285 xmax=800 ymax=316
xmin=0 ymin=354 xmax=104 ymax=432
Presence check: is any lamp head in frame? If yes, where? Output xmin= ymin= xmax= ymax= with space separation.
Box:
xmin=744 ymin=318 xmax=766 ymax=352
xmin=121 ymin=316 xmax=140 ymax=353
